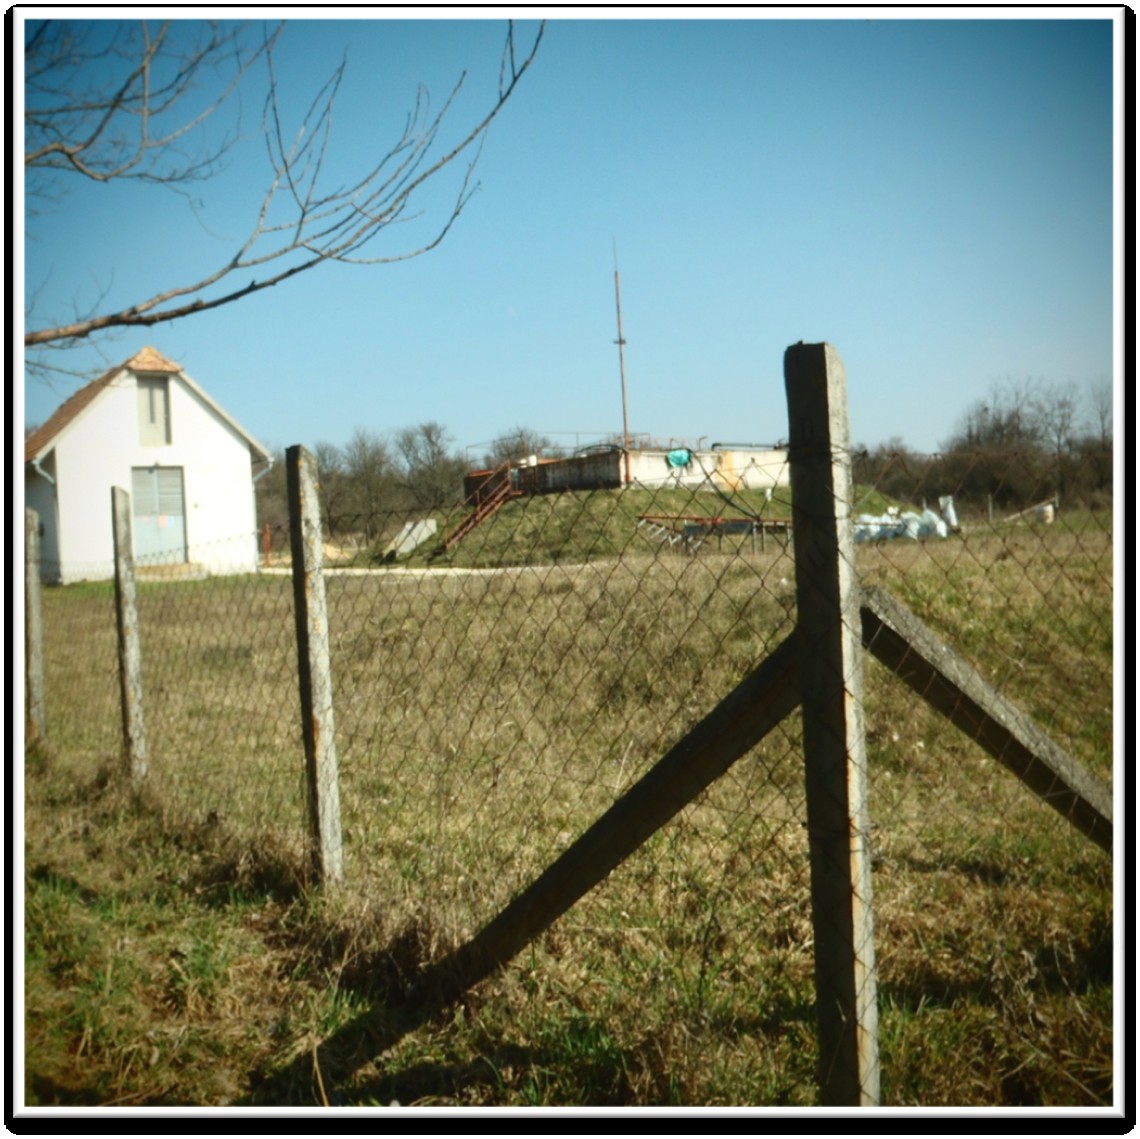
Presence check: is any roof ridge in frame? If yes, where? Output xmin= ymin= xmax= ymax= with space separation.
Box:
xmin=126 ymin=346 xmax=182 ymax=373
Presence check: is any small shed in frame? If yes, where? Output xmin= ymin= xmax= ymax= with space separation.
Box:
xmin=25 ymin=347 xmax=273 ymax=584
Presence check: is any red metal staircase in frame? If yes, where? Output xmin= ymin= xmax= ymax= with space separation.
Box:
xmin=437 ymin=462 xmax=520 ymax=553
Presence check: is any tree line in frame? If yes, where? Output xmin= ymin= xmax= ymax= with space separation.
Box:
xmin=255 ymin=377 xmax=1114 ymax=537
xmin=853 ymin=378 xmax=1113 ymax=514
xmin=255 ymin=423 xmax=563 ymax=534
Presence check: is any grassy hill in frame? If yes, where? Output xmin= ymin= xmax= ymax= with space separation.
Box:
xmin=365 ymin=482 xmax=906 ymax=570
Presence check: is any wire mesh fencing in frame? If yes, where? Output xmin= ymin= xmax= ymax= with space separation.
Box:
xmin=25 ymin=351 xmax=1115 ymax=1106
xmin=850 ymin=441 xmax=1114 ymax=1105
xmin=32 ymin=534 xmax=305 ymax=840
xmin=313 ymin=462 xmax=820 ymax=1091
xmin=131 ymin=543 xmax=307 ymax=848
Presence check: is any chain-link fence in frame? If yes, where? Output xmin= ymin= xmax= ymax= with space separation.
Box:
xmin=851 ymin=433 xmax=1114 ymax=1107
xmin=25 ymin=347 xmax=1114 ymax=1107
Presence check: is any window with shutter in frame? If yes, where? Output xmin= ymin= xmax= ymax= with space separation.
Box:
xmin=130 ymin=466 xmax=186 ymax=562
xmin=137 ymin=377 xmax=171 ymax=445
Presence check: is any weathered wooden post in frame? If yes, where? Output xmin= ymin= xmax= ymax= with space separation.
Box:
xmin=111 ymin=488 xmax=148 ymax=781
xmin=25 ymin=508 xmax=46 ymax=741
xmin=784 ymin=342 xmax=879 ymax=1106
xmin=286 ymin=445 xmax=344 ymax=886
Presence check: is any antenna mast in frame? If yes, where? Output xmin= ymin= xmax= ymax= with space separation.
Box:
xmin=613 ymin=244 xmax=632 ymax=485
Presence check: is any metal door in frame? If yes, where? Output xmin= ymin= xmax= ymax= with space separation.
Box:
xmin=131 ymin=467 xmax=187 ymax=563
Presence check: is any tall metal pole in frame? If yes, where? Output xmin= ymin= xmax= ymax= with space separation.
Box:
xmin=613 ymin=254 xmax=632 ymax=485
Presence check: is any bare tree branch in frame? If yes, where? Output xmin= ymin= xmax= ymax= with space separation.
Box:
xmin=25 ymin=20 xmax=282 ymax=186
xmin=24 ymin=19 xmax=545 ymax=352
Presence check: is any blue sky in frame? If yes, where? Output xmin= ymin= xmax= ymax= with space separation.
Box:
xmin=21 ymin=10 xmax=1119 ymax=461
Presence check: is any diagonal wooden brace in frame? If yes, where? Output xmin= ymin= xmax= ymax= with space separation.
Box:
xmin=421 ymin=630 xmax=802 ymax=1001
xmin=860 ymin=583 xmax=1113 ymax=855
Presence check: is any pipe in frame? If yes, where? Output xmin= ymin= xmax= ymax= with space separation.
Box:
xmin=252 ymin=452 xmax=275 ymax=483
xmin=30 ymin=456 xmax=55 ymax=485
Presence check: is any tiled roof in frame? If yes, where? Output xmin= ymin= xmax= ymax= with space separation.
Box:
xmin=125 ymin=346 xmax=181 ymax=373
xmin=25 ymin=367 xmax=117 ymax=464
xmin=25 ymin=347 xmax=183 ymax=464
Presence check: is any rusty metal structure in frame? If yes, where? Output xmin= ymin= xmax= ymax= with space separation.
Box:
xmin=439 ymin=461 xmax=522 ymax=553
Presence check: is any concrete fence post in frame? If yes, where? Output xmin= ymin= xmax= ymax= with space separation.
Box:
xmin=25 ymin=508 xmax=46 ymax=741
xmin=111 ymin=488 xmax=148 ymax=781
xmin=784 ymin=342 xmax=880 ymax=1106
xmin=286 ymin=444 xmax=344 ymax=886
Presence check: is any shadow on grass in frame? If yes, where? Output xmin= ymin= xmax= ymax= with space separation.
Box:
xmin=27 ymin=863 xmax=102 ymax=905
xmin=27 ymin=1072 xmax=206 ymax=1109
xmin=240 ymin=983 xmax=505 ymax=1107
xmin=240 ymin=963 xmax=820 ymax=1107
xmin=879 ymin=914 xmax=1113 ymax=1012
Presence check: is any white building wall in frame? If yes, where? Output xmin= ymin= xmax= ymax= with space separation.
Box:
xmin=713 ymin=449 xmax=790 ymax=491
xmin=25 ymin=468 xmax=60 ymax=577
xmin=627 ymin=449 xmax=790 ymax=491
xmin=52 ymin=373 xmax=139 ymax=581
xmin=625 ymin=451 xmax=671 ymax=486
xmin=529 ymin=447 xmax=790 ymax=494
xmin=166 ymin=377 xmax=260 ymax=574
xmin=48 ymin=370 xmax=260 ymax=583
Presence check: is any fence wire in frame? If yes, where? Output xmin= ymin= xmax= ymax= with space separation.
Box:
xmin=315 ymin=476 xmax=818 ymax=1100
xmin=851 ymin=446 xmax=1113 ymax=1106
xmin=29 ymin=440 xmax=1114 ymax=1106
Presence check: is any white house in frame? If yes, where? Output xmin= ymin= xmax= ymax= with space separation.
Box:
xmin=25 ymin=347 xmax=273 ymax=584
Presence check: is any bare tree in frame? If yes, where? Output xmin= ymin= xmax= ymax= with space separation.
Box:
xmin=24 ymin=21 xmax=277 ymax=192
xmin=483 ymin=425 xmax=560 ymax=467
xmin=341 ymin=427 xmax=395 ymax=540
xmin=1031 ymin=381 xmax=1080 ymax=502
xmin=254 ymin=447 xmax=289 ymax=533
xmin=1087 ymin=378 xmax=1113 ymax=449
xmin=313 ymin=441 xmax=350 ymax=526
xmin=1080 ymin=380 xmax=1114 ymax=500
xmin=23 ymin=18 xmax=545 ymax=361
xmin=942 ymin=378 xmax=1043 ymax=452
xmin=394 ymin=421 xmax=467 ymax=510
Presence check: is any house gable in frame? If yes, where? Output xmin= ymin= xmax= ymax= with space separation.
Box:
xmin=24 ymin=347 xmax=270 ymax=466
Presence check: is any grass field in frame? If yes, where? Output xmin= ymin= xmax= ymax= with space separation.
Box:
xmin=23 ymin=486 xmax=1115 ymax=1109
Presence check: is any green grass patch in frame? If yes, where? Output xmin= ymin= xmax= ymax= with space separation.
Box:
xmin=25 ymin=488 xmax=1114 ymax=1107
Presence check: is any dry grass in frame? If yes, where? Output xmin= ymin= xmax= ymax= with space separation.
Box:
xmin=23 ymin=491 xmax=1115 ymax=1108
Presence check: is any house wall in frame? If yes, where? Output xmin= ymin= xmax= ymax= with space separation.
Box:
xmin=710 ymin=449 xmax=790 ymax=491
xmin=171 ymin=378 xmax=260 ymax=574
xmin=52 ymin=373 xmax=137 ymax=581
xmin=25 ymin=466 xmax=60 ymax=581
xmin=48 ymin=371 xmax=259 ymax=583
xmin=627 ymin=448 xmax=790 ymax=491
